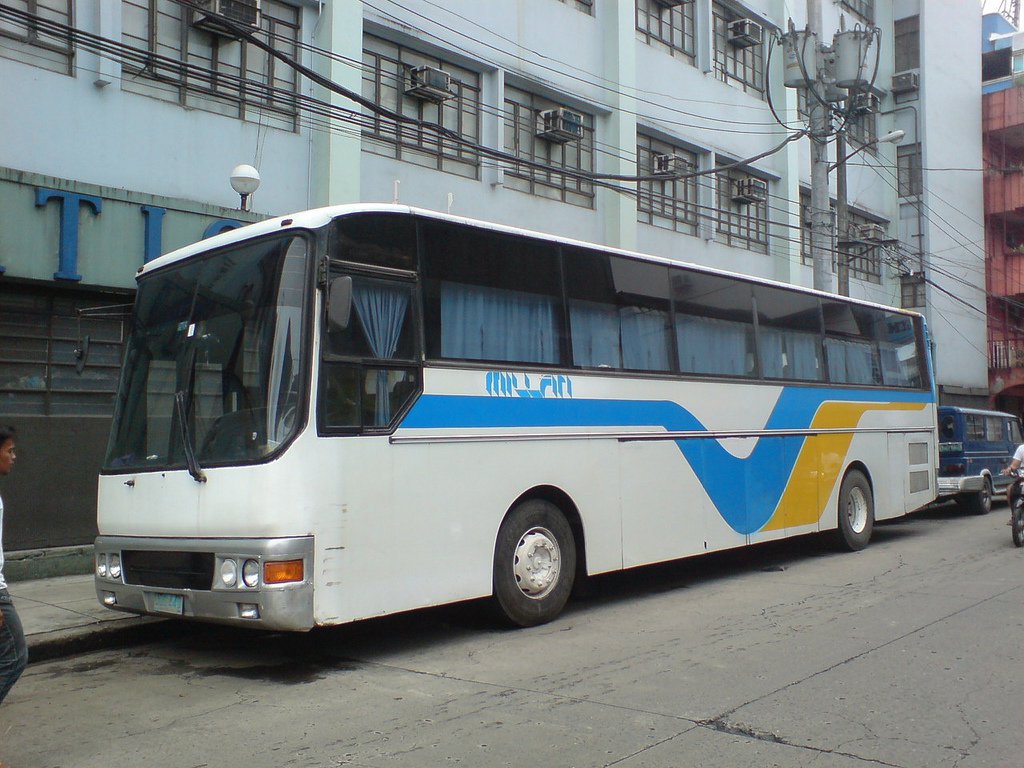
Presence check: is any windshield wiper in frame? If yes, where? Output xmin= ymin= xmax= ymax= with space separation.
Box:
xmin=175 ymin=390 xmax=207 ymax=484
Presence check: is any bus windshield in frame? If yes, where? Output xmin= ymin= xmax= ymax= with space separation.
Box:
xmin=104 ymin=233 xmax=309 ymax=472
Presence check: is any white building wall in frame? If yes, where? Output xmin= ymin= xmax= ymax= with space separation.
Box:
xmin=917 ymin=3 xmax=988 ymax=397
xmin=0 ymin=0 xmax=320 ymax=217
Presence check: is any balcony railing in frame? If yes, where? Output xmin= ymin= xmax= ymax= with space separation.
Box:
xmin=991 ymin=339 xmax=1024 ymax=369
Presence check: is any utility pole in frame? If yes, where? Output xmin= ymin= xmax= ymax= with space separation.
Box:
xmin=806 ymin=0 xmax=833 ymax=293
xmin=835 ymin=129 xmax=849 ymax=296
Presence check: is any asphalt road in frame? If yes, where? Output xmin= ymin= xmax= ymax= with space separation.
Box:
xmin=3 ymin=502 xmax=1023 ymax=768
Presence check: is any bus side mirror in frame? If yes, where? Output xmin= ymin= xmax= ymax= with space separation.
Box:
xmin=328 ymin=276 xmax=353 ymax=332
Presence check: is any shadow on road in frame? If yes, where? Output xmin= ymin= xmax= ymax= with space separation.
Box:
xmin=50 ymin=499 xmax=995 ymax=684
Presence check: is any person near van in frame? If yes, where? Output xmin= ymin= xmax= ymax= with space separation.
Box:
xmin=1001 ymin=442 xmax=1024 ymax=523
xmin=0 ymin=425 xmax=27 ymax=707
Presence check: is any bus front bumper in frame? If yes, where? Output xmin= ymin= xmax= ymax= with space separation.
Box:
xmin=93 ymin=535 xmax=315 ymax=631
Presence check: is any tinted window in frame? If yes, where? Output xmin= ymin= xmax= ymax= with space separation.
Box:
xmin=672 ymin=269 xmax=755 ymax=377
xmin=331 ymin=213 xmax=417 ymax=270
xmin=565 ymin=249 xmax=672 ymax=372
xmin=822 ymin=301 xmax=881 ymax=385
xmin=752 ymin=285 xmax=822 ymax=381
xmin=422 ymin=221 xmax=565 ymax=365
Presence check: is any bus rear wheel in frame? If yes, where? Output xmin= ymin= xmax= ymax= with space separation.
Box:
xmin=492 ymin=499 xmax=576 ymax=627
xmin=836 ymin=470 xmax=874 ymax=551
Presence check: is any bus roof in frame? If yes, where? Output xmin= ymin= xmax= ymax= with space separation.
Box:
xmin=140 ymin=203 xmax=924 ymax=319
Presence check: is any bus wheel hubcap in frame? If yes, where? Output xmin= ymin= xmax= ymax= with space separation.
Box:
xmin=513 ymin=527 xmax=561 ymax=599
xmin=847 ymin=487 xmax=868 ymax=533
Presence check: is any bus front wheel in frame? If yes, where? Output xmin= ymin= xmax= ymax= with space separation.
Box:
xmin=492 ymin=500 xmax=576 ymax=627
xmin=836 ymin=470 xmax=874 ymax=551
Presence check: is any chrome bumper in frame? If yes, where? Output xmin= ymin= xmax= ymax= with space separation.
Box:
xmin=93 ymin=535 xmax=314 ymax=631
xmin=936 ymin=475 xmax=987 ymax=495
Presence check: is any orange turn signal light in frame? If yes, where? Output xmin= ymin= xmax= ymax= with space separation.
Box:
xmin=264 ymin=559 xmax=304 ymax=584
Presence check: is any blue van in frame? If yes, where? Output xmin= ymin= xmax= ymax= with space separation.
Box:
xmin=937 ymin=406 xmax=1023 ymax=514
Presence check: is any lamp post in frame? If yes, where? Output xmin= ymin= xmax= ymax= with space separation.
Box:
xmin=835 ymin=128 xmax=905 ymax=296
xmin=230 ymin=164 xmax=261 ymax=211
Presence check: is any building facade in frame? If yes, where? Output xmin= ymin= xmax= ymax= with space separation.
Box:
xmin=983 ymin=11 xmax=1024 ymax=416
xmin=0 ymin=0 xmax=986 ymax=553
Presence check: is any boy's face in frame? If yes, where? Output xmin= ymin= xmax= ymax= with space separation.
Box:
xmin=0 ymin=439 xmax=15 ymax=476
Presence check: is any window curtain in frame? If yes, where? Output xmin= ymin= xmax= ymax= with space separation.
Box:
xmin=620 ymin=307 xmax=670 ymax=371
xmin=825 ymin=338 xmax=875 ymax=385
xmin=441 ymin=282 xmax=559 ymax=364
xmin=676 ymin=316 xmax=751 ymax=376
xmin=570 ymin=300 xmax=620 ymax=367
xmin=354 ymin=283 xmax=410 ymax=425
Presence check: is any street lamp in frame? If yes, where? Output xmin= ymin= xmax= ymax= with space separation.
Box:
xmin=229 ymin=164 xmax=261 ymax=211
xmin=835 ymin=128 xmax=905 ymax=296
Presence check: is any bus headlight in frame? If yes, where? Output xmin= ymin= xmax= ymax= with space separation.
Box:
xmin=242 ymin=559 xmax=260 ymax=588
xmin=220 ymin=559 xmax=238 ymax=588
xmin=109 ymin=554 xmax=122 ymax=580
xmin=96 ymin=554 xmax=108 ymax=579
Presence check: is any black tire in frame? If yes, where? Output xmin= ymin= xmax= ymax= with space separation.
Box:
xmin=964 ymin=477 xmax=993 ymax=516
xmin=492 ymin=499 xmax=576 ymax=627
xmin=836 ymin=470 xmax=874 ymax=551
xmin=1012 ymin=499 xmax=1024 ymax=548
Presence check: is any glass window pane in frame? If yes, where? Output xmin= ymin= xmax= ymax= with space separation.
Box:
xmin=672 ymin=269 xmax=755 ymax=377
xmin=422 ymin=222 xmax=565 ymax=364
xmin=565 ymin=249 xmax=672 ymax=372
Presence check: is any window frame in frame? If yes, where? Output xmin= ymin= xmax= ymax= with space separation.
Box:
xmin=361 ymin=33 xmax=482 ymax=178
xmin=120 ymin=0 xmax=301 ymax=129
xmin=712 ymin=3 xmax=766 ymax=99
xmin=636 ymin=0 xmax=697 ymax=63
xmin=502 ymin=85 xmax=596 ymax=208
xmin=636 ymin=134 xmax=699 ymax=235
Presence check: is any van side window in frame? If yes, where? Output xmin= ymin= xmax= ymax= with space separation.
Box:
xmin=940 ymin=416 xmax=956 ymax=440
xmin=965 ymin=415 xmax=985 ymax=441
xmin=986 ymin=416 xmax=1004 ymax=441
xmin=1013 ymin=420 xmax=1023 ymax=444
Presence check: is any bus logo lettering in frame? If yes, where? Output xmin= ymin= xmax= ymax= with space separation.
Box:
xmin=486 ymin=372 xmax=573 ymax=399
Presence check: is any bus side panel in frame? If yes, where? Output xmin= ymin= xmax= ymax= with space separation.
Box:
xmin=312 ymin=435 xmax=623 ymax=625
xmin=620 ymin=439 xmax=731 ymax=568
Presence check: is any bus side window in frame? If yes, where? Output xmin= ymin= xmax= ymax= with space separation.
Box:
xmin=940 ymin=415 xmax=956 ymax=440
xmin=672 ymin=268 xmax=756 ymax=378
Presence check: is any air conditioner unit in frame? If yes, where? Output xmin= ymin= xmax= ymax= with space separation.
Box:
xmin=405 ymin=66 xmax=455 ymax=102
xmin=731 ymin=177 xmax=768 ymax=204
xmin=849 ymin=92 xmax=880 ymax=116
xmin=891 ymin=71 xmax=920 ymax=95
xmin=652 ymin=153 xmax=690 ymax=177
xmin=190 ymin=0 xmax=261 ymax=35
xmin=728 ymin=18 xmax=763 ymax=48
xmin=857 ymin=223 xmax=887 ymax=241
xmin=537 ymin=108 xmax=585 ymax=143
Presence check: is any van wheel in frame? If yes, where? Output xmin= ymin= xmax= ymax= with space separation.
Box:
xmin=836 ymin=470 xmax=874 ymax=551
xmin=963 ymin=478 xmax=992 ymax=516
xmin=492 ymin=500 xmax=576 ymax=627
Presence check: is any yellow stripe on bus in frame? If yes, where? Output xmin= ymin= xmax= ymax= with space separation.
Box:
xmin=760 ymin=401 xmax=928 ymax=532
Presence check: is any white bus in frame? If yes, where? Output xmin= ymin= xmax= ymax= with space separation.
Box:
xmin=95 ymin=205 xmax=937 ymax=629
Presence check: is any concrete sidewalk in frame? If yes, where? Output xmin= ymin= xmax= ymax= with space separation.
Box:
xmin=9 ymin=574 xmax=166 ymax=662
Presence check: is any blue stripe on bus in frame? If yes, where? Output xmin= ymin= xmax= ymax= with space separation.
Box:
xmin=400 ymin=387 xmax=933 ymax=534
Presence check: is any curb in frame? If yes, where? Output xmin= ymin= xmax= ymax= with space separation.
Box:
xmin=27 ymin=617 xmax=170 ymax=664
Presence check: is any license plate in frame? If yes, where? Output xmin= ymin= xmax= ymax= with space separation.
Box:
xmin=151 ymin=592 xmax=183 ymax=615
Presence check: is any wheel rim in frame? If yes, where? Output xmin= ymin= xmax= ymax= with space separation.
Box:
xmin=982 ymin=480 xmax=992 ymax=510
xmin=512 ymin=526 xmax=561 ymax=600
xmin=846 ymin=486 xmax=869 ymax=534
